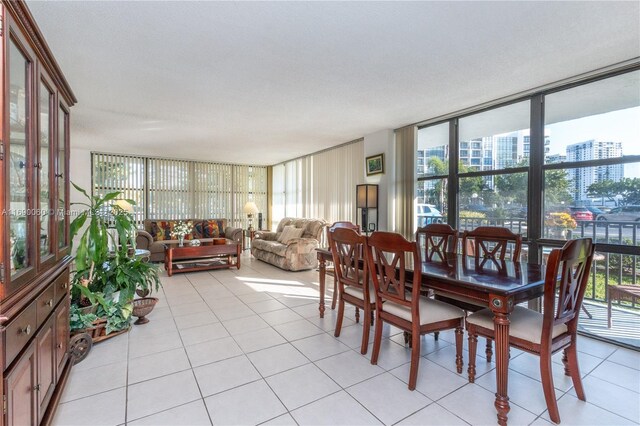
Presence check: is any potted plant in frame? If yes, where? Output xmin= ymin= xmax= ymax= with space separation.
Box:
xmin=69 ymin=183 xmax=161 ymax=338
xmin=171 ymin=220 xmax=193 ymax=247
xmin=545 ymin=212 xmax=577 ymax=239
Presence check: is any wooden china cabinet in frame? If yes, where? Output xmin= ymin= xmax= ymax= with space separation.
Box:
xmin=0 ymin=1 xmax=76 ymax=425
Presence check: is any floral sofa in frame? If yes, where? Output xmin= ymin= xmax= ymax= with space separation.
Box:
xmin=251 ymin=217 xmax=326 ymax=271
xmin=136 ymin=219 xmax=242 ymax=262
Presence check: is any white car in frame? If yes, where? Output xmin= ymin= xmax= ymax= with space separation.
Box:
xmin=596 ymin=205 xmax=640 ymax=222
xmin=417 ymin=204 xmax=444 ymax=226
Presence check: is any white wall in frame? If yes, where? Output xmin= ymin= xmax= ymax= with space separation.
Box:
xmin=363 ymin=129 xmax=395 ymax=231
xmin=68 ymin=147 xmax=92 ymax=251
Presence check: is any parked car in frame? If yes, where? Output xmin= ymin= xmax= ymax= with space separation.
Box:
xmin=596 ymin=205 xmax=640 ymax=222
xmin=569 ymin=207 xmax=595 ymax=222
xmin=417 ymin=204 xmax=444 ymax=226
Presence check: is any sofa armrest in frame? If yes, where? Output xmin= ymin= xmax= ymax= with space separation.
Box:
xmin=255 ymin=231 xmax=277 ymax=241
xmin=136 ymin=230 xmax=154 ymax=250
xmin=224 ymin=226 xmax=243 ymax=243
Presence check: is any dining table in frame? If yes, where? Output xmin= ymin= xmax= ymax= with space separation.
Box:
xmin=316 ymin=248 xmax=546 ymax=426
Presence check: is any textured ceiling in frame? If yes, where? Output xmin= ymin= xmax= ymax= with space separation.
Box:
xmin=28 ymin=1 xmax=640 ymax=166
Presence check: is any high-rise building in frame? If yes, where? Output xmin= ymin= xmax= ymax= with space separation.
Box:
xmin=566 ymin=140 xmax=624 ymax=202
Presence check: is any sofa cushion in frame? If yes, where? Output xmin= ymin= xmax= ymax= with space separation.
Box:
xmin=203 ymin=220 xmax=223 ymax=238
xmin=148 ymin=220 xmax=184 ymax=241
xmin=252 ymin=239 xmax=289 ymax=257
xmin=278 ymin=226 xmax=304 ymax=244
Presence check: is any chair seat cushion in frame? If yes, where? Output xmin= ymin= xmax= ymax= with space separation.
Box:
xmin=343 ymin=283 xmax=376 ymax=303
xmin=466 ymin=306 xmax=568 ymax=344
xmin=383 ymin=296 xmax=464 ymax=325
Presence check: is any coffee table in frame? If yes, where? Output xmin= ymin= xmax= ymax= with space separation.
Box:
xmin=164 ymin=239 xmax=241 ymax=276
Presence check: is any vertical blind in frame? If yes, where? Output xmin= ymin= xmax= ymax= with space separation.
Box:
xmin=271 ymin=140 xmax=364 ymax=229
xmin=92 ymin=153 xmax=146 ymax=224
xmin=91 ymin=153 xmax=268 ymax=227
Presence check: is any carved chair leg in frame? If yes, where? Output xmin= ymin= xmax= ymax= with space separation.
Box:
xmin=567 ymin=342 xmax=586 ymax=401
xmin=540 ymin=351 xmax=561 ymax=424
xmin=485 ymin=338 xmax=493 ymax=363
xmin=455 ymin=324 xmax=464 ymax=374
xmin=408 ymin=326 xmax=421 ymax=390
xmin=361 ymin=305 xmax=371 ymax=354
xmin=403 ymin=331 xmax=413 ymax=347
xmin=468 ymin=330 xmax=478 ymax=383
xmin=370 ymin=312 xmax=384 ymax=365
xmin=334 ymin=299 xmax=345 ymax=337
xmin=355 ymin=307 xmax=360 ymax=323
xmin=562 ymin=349 xmax=570 ymax=376
xmin=331 ymin=276 xmax=338 ymax=310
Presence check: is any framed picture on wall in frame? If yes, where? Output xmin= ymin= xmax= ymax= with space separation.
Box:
xmin=366 ymin=153 xmax=384 ymax=176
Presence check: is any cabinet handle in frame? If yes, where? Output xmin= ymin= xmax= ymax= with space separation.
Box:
xmin=62 ymin=282 xmax=68 ymax=290
xmin=46 ymin=299 xmax=54 ymax=307
xmin=21 ymin=325 xmax=32 ymax=336
xmin=34 ymin=384 xmax=41 ymax=392
xmin=57 ymin=343 xmax=63 ymax=349
xmin=55 ymin=173 xmax=64 ymax=178
xmin=35 ymin=161 xmax=43 ymax=169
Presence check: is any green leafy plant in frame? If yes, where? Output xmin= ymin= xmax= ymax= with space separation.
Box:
xmin=69 ymin=304 xmax=98 ymax=332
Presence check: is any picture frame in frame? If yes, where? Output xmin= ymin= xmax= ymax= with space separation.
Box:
xmin=366 ymin=153 xmax=384 ymax=176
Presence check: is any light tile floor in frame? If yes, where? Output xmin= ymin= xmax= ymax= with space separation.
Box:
xmin=53 ymin=253 xmax=640 ymax=426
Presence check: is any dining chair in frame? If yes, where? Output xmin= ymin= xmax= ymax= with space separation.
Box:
xmin=328 ymin=226 xmax=374 ymax=354
xmin=466 ymin=238 xmax=594 ymax=424
xmin=415 ymin=223 xmax=458 ymax=262
xmin=462 ymin=226 xmax=523 ymax=268
xmin=460 ymin=226 xmax=524 ymax=361
xmin=326 ymin=221 xmax=361 ymax=310
xmin=365 ymin=231 xmax=465 ymax=390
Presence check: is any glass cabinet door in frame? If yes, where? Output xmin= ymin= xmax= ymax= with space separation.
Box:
xmin=38 ymin=80 xmax=54 ymax=265
xmin=57 ymin=105 xmax=69 ymax=254
xmin=8 ymin=37 xmax=34 ymax=282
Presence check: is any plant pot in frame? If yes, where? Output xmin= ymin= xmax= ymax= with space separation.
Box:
xmin=79 ymin=303 xmax=98 ymax=315
xmin=132 ymin=297 xmax=159 ymax=325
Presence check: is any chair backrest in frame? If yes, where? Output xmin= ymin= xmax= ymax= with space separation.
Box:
xmin=462 ymin=226 xmax=522 ymax=266
xmin=542 ymin=238 xmax=594 ymax=341
xmin=416 ymin=224 xmax=458 ymax=262
xmin=365 ymin=231 xmax=421 ymax=311
xmin=329 ymin=227 xmax=368 ymax=296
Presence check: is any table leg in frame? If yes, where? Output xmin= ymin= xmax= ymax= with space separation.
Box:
xmin=167 ymin=250 xmax=173 ymax=277
xmin=493 ymin=311 xmax=511 ymax=426
xmin=236 ymin=245 xmax=241 ymax=269
xmin=318 ymin=254 xmax=326 ymax=318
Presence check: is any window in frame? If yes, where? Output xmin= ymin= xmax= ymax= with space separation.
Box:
xmin=543 ymin=71 xmax=640 ymax=241
xmin=417 ymin=122 xmax=449 ymax=178
xmin=458 ymin=101 xmax=531 ymax=236
xmin=92 ymin=153 xmax=268 ymax=228
xmin=416 ymin=123 xmax=449 ymax=227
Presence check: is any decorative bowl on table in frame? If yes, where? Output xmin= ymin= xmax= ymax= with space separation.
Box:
xmin=132 ymin=297 xmax=159 ymax=325
xmin=191 ymin=239 xmax=201 ymax=246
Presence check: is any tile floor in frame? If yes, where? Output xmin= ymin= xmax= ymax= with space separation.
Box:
xmin=53 ymin=253 xmax=640 ymax=426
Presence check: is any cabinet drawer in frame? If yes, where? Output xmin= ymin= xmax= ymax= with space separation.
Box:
xmin=4 ymin=301 xmax=37 ymax=369
xmin=54 ymin=272 xmax=70 ymax=306
xmin=37 ymin=282 xmax=56 ymax=328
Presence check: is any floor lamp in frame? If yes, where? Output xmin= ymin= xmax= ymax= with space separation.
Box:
xmin=356 ymin=184 xmax=378 ymax=234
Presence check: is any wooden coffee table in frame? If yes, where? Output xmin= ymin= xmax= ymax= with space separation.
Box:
xmin=164 ymin=239 xmax=241 ymax=276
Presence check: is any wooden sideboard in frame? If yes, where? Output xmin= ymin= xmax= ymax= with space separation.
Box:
xmin=0 ymin=1 xmax=76 ymax=425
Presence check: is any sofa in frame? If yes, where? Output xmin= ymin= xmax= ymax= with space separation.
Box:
xmin=251 ymin=217 xmax=326 ymax=271
xmin=136 ymin=219 xmax=243 ymax=262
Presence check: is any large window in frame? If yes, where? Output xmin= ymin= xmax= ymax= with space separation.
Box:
xmin=413 ymin=67 xmax=640 ymax=347
xmin=543 ymin=70 xmax=640 ymax=241
xmin=92 ymin=153 xmax=268 ymax=228
xmin=417 ymin=122 xmax=449 ymax=226
xmin=457 ymin=101 xmax=530 ymax=236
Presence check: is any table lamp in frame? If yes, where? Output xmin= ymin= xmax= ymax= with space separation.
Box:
xmin=243 ymin=201 xmax=259 ymax=231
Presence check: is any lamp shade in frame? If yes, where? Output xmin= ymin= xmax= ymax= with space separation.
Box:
xmin=356 ymin=184 xmax=378 ymax=208
xmin=243 ymin=201 xmax=259 ymax=215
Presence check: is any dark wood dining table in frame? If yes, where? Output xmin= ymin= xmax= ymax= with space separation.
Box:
xmin=316 ymin=248 xmax=546 ymax=426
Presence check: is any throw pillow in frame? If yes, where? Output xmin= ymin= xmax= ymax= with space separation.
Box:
xmin=203 ymin=220 xmax=221 ymax=238
xmin=277 ymin=225 xmax=304 ymax=244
